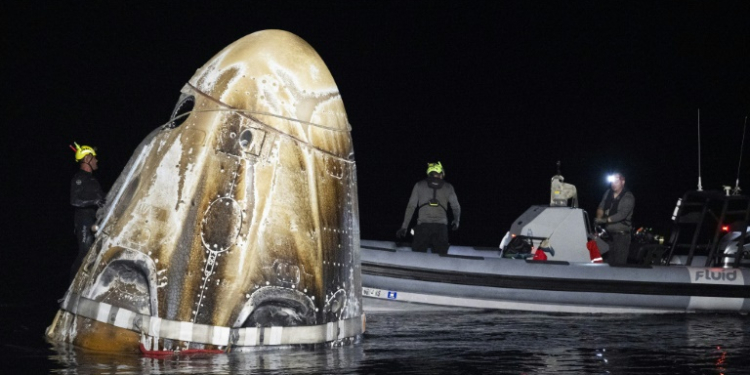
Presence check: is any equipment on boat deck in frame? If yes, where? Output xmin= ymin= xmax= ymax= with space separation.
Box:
xmin=506 ymin=168 xmax=750 ymax=268
xmin=501 ymin=167 xmax=603 ymax=263
xmin=666 ymin=190 xmax=750 ymax=268
xmin=550 ymin=161 xmax=578 ymax=207
xmin=499 ymin=205 xmax=604 ymax=263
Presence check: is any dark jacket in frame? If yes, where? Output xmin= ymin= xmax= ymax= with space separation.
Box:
xmin=401 ymin=178 xmax=461 ymax=227
xmin=597 ymin=188 xmax=635 ymax=232
xmin=71 ymin=169 xmax=104 ymax=226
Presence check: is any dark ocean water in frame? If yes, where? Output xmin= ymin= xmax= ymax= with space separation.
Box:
xmin=3 ymin=299 xmax=749 ymax=375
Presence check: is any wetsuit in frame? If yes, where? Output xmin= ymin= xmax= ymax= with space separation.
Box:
xmin=400 ymin=177 xmax=461 ymax=254
xmin=597 ymin=188 xmax=635 ymax=266
xmin=70 ymin=169 xmax=104 ymax=280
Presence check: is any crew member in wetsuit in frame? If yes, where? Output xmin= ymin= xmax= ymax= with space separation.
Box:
xmin=70 ymin=142 xmax=105 ymax=281
xmin=396 ymin=162 xmax=461 ymax=255
xmin=595 ymin=172 xmax=635 ymax=266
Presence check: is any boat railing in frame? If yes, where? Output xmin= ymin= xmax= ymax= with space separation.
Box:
xmin=665 ymin=190 xmax=749 ymax=267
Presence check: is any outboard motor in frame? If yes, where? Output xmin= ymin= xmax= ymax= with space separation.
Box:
xmin=718 ymin=224 xmax=750 ymax=268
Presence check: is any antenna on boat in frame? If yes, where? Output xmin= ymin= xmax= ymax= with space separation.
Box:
xmin=697 ymin=108 xmax=703 ymax=191
xmin=733 ymin=115 xmax=748 ymax=195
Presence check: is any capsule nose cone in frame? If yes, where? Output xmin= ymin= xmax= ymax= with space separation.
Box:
xmin=187 ymin=29 xmax=351 ymax=158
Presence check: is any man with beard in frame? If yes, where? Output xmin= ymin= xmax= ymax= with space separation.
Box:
xmin=595 ymin=172 xmax=635 ymax=266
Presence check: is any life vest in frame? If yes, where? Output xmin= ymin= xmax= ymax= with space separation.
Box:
xmin=418 ymin=177 xmax=448 ymax=212
xmin=602 ymin=188 xmax=632 ymax=227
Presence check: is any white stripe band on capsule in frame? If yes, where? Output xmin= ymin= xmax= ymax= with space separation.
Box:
xmin=60 ymin=292 xmax=364 ymax=347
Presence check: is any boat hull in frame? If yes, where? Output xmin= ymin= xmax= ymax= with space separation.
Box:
xmin=361 ymin=240 xmax=750 ymax=313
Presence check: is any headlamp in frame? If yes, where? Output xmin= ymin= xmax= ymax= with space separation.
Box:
xmin=607 ymin=174 xmax=616 ymax=183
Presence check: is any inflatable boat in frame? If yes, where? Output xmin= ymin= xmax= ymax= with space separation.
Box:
xmin=361 ymin=176 xmax=750 ymax=314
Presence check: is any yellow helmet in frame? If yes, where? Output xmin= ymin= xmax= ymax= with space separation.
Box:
xmin=426 ymin=161 xmax=444 ymax=176
xmin=70 ymin=142 xmax=97 ymax=162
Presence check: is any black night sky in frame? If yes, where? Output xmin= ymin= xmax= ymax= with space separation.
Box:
xmin=2 ymin=1 xmax=749 ymax=299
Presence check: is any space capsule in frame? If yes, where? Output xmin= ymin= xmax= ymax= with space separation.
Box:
xmin=46 ymin=29 xmax=363 ymax=353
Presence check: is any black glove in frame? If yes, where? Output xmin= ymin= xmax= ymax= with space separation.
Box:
xmin=451 ymin=221 xmax=459 ymax=231
xmin=396 ymin=228 xmax=407 ymax=238
xmin=594 ymin=217 xmax=607 ymax=225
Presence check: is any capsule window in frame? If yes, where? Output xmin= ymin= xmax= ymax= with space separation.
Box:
xmin=167 ymin=94 xmax=195 ymax=129
xmin=239 ymin=129 xmax=253 ymax=149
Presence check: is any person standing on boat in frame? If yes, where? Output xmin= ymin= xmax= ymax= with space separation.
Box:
xmin=396 ymin=161 xmax=461 ymax=255
xmin=595 ymin=172 xmax=635 ymax=266
xmin=70 ymin=142 xmax=106 ymax=281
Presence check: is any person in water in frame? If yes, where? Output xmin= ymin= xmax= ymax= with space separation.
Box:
xmin=69 ymin=142 xmax=106 ymax=281
xmin=397 ymin=161 xmax=461 ymax=255
xmin=595 ymin=172 xmax=635 ymax=266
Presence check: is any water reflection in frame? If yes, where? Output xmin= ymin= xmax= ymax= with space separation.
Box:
xmin=686 ymin=316 xmax=745 ymax=375
xmin=24 ymin=310 xmax=750 ymax=374
xmin=49 ymin=341 xmax=366 ymax=375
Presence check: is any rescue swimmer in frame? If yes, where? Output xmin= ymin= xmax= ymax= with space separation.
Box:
xmin=69 ymin=142 xmax=105 ymax=282
xmin=397 ymin=162 xmax=461 ymax=255
xmin=47 ymin=30 xmax=364 ymax=353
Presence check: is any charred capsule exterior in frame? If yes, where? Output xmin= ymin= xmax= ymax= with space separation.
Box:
xmin=47 ymin=30 xmax=363 ymax=352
